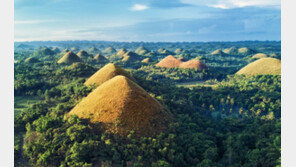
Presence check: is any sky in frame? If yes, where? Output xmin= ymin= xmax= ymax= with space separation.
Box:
xmin=14 ymin=0 xmax=281 ymax=42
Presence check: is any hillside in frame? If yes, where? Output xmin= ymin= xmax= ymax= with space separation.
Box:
xmin=252 ymin=53 xmax=268 ymax=59
xmin=179 ymin=59 xmax=208 ymax=70
xmin=156 ymin=55 xmax=184 ymax=68
xmin=236 ymin=58 xmax=281 ymax=75
xmin=69 ymin=75 xmax=172 ymax=136
xmin=84 ymin=63 xmax=135 ymax=87
xmin=57 ymin=51 xmax=81 ymax=64
xmin=93 ymin=54 xmax=108 ymax=62
xmin=77 ymin=50 xmax=91 ymax=59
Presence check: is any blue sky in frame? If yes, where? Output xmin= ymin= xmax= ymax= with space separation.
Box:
xmin=15 ymin=0 xmax=281 ymax=42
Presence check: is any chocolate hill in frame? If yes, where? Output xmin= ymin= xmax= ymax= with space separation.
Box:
xmin=211 ymin=49 xmax=225 ymax=55
xmin=77 ymin=50 xmax=91 ymax=59
xmin=122 ymin=51 xmax=139 ymax=62
xmin=61 ymin=49 xmax=70 ymax=55
xmin=160 ymin=49 xmax=174 ymax=55
xmin=179 ymin=59 xmax=208 ymax=70
xmin=158 ymin=48 xmax=165 ymax=53
xmin=104 ymin=47 xmax=116 ymax=54
xmin=24 ymin=57 xmax=39 ymax=63
xmin=238 ymin=47 xmax=254 ymax=55
xmin=88 ymin=47 xmax=100 ymax=53
xmin=57 ymin=51 xmax=81 ymax=64
xmin=252 ymin=53 xmax=268 ymax=59
xmin=35 ymin=47 xmax=54 ymax=56
xmin=116 ymin=48 xmax=127 ymax=57
xmin=94 ymin=54 xmax=108 ymax=62
xmin=84 ymin=63 xmax=135 ymax=87
xmin=223 ymin=47 xmax=237 ymax=55
xmin=156 ymin=55 xmax=184 ymax=68
xmin=69 ymin=75 xmax=172 ymax=136
xmin=135 ymin=46 xmax=148 ymax=55
xmin=141 ymin=58 xmax=151 ymax=63
xmin=236 ymin=58 xmax=281 ymax=75
xmin=52 ymin=47 xmax=61 ymax=54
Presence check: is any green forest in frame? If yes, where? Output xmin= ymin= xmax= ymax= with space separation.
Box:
xmin=14 ymin=41 xmax=281 ymax=167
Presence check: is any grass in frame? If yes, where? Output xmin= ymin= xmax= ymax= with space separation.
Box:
xmin=14 ymin=96 xmax=41 ymax=116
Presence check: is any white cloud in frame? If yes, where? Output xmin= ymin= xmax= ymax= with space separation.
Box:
xmin=130 ymin=4 xmax=149 ymax=11
xmin=181 ymin=0 xmax=281 ymax=9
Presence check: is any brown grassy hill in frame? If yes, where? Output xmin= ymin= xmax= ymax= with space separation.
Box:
xmin=77 ymin=50 xmax=91 ymax=59
xmin=24 ymin=57 xmax=39 ymax=63
xmin=252 ymin=53 xmax=268 ymax=59
xmin=156 ymin=55 xmax=184 ymax=68
xmin=61 ymin=49 xmax=69 ymax=54
xmin=141 ymin=58 xmax=151 ymax=63
xmin=236 ymin=58 xmax=281 ymax=75
xmin=94 ymin=54 xmax=108 ymax=62
xmin=122 ymin=51 xmax=139 ymax=62
xmin=211 ymin=49 xmax=225 ymax=55
xmin=161 ymin=49 xmax=174 ymax=55
xmin=135 ymin=46 xmax=148 ymax=55
xmin=69 ymin=75 xmax=172 ymax=136
xmin=84 ymin=63 xmax=135 ymax=87
xmin=104 ymin=47 xmax=116 ymax=54
xmin=238 ymin=47 xmax=254 ymax=55
xmin=179 ymin=59 xmax=208 ymax=70
xmin=223 ymin=47 xmax=237 ymax=54
xmin=116 ymin=48 xmax=127 ymax=57
xmin=52 ymin=47 xmax=61 ymax=54
xmin=57 ymin=51 xmax=81 ymax=64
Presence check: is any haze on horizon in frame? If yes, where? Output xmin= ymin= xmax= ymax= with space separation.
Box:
xmin=15 ymin=0 xmax=281 ymax=42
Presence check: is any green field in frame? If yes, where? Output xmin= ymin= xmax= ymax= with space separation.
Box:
xmin=14 ymin=96 xmax=41 ymax=116
xmin=176 ymin=80 xmax=218 ymax=88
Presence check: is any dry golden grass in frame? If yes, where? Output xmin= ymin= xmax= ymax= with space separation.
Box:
xmin=252 ymin=53 xmax=268 ymax=59
xmin=236 ymin=58 xmax=281 ymax=75
xmin=158 ymin=48 xmax=165 ymax=53
xmin=179 ymin=59 xmax=208 ymax=70
xmin=57 ymin=51 xmax=81 ymax=64
xmin=84 ymin=63 xmax=135 ymax=87
xmin=156 ymin=55 xmax=184 ymax=68
xmin=141 ymin=58 xmax=151 ymax=63
xmin=77 ymin=50 xmax=90 ymax=59
xmin=69 ymin=75 xmax=172 ymax=136
xmin=94 ymin=54 xmax=108 ymax=61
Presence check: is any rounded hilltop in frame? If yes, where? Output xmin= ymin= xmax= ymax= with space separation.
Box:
xmin=69 ymin=75 xmax=172 ymax=136
xmin=122 ymin=51 xmax=139 ymax=62
xmin=236 ymin=58 xmax=281 ymax=75
xmin=141 ymin=58 xmax=152 ymax=63
xmin=116 ymin=48 xmax=127 ymax=57
xmin=135 ymin=46 xmax=149 ymax=55
xmin=179 ymin=59 xmax=208 ymax=70
xmin=24 ymin=57 xmax=39 ymax=63
xmin=238 ymin=47 xmax=254 ymax=55
xmin=104 ymin=47 xmax=116 ymax=54
xmin=252 ymin=53 xmax=268 ymax=59
xmin=156 ymin=55 xmax=184 ymax=68
xmin=84 ymin=63 xmax=135 ymax=87
xmin=77 ymin=50 xmax=91 ymax=59
xmin=211 ymin=49 xmax=225 ymax=55
xmin=93 ymin=54 xmax=108 ymax=62
xmin=223 ymin=47 xmax=237 ymax=55
xmin=57 ymin=51 xmax=81 ymax=64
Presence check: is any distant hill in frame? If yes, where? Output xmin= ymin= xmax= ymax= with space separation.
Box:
xmin=211 ymin=49 xmax=225 ymax=55
xmin=34 ymin=47 xmax=55 ymax=56
xmin=135 ymin=46 xmax=149 ymax=55
xmin=57 ymin=51 xmax=81 ymax=64
xmin=77 ymin=50 xmax=91 ymax=59
xmin=223 ymin=47 xmax=238 ymax=55
xmin=88 ymin=47 xmax=100 ymax=54
xmin=69 ymin=75 xmax=172 ymax=136
xmin=156 ymin=55 xmax=184 ymax=68
xmin=179 ymin=59 xmax=208 ymax=70
xmin=141 ymin=58 xmax=152 ymax=63
xmin=175 ymin=48 xmax=183 ymax=54
xmin=84 ymin=63 xmax=135 ymax=87
xmin=104 ymin=47 xmax=116 ymax=54
xmin=252 ymin=53 xmax=268 ymax=59
xmin=236 ymin=58 xmax=281 ymax=75
xmin=122 ymin=51 xmax=140 ymax=62
xmin=24 ymin=57 xmax=39 ymax=63
xmin=238 ymin=47 xmax=255 ymax=55
xmin=116 ymin=48 xmax=127 ymax=57
xmin=93 ymin=54 xmax=108 ymax=62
